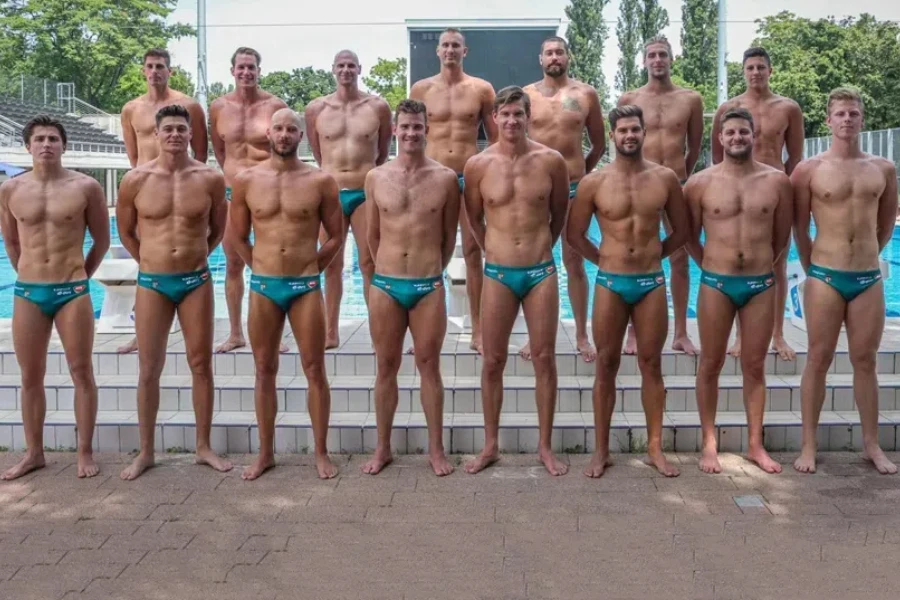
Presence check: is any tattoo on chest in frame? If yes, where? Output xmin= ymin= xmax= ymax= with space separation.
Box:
xmin=562 ymin=96 xmax=582 ymax=113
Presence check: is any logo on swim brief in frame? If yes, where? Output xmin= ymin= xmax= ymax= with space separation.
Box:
xmin=655 ymin=276 xmax=664 ymax=284
xmin=546 ymin=265 xmax=555 ymax=274
xmin=260 ymin=283 xmax=266 ymax=290
xmin=434 ymin=280 xmax=443 ymax=288
xmin=765 ymin=278 xmax=773 ymax=286
xmin=23 ymin=291 xmax=29 ymax=297
xmin=308 ymin=280 xmax=318 ymax=288
xmin=825 ymin=276 xmax=832 ymax=283
xmin=201 ymin=272 xmax=209 ymax=281
xmin=152 ymin=281 xmax=159 ymax=288
xmin=497 ymin=273 xmax=504 ymax=280
xmin=717 ymin=282 xmax=723 ymax=289
xmin=73 ymin=284 xmax=85 ymax=293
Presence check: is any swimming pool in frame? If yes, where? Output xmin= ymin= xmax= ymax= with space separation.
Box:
xmin=1 ymin=218 xmax=899 ymax=319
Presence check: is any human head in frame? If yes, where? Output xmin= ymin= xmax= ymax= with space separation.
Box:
xmin=493 ymin=86 xmax=531 ymax=140
xmin=437 ymin=28 xmax=467 ymax=68
xmin=393 ymin=99 xmax=428 ymax=155
xmin=608 ymin=105 xmax=645 ymax=157
xmin=142 ymin=48 xmax=172 ymax=88
xmin=643 ymin=36 xmax=673 ymax=80
xmin=267 ymin=108 xmax=303 ymax=158
xmin=719 ymin=107 xmax=755 ymax=160
xmin=231 ymin=47 xmax=261 ymax=87
xmin=826 ymin=87 xmax=864 ymax=140
xmin=154 ymin=104 xmax=192 ymax=154
xmin=332 ymin=49 xmax=361 ymax=87
xmin=539 ymin=36 xmax=569 ymax=78
xmin=23 ymin=115 xmax=67 ymax=163
xmin=742 ymin=47 xmax=772 ymax=90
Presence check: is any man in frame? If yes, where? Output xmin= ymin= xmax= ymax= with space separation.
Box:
xmin=116 ymin=104 xmax=230 ymax=480
xmin=410 ymin=28 xmax=498 ymax=353
xmin=618 ymin=35 xmax=704 ymax=355
xmin=0 ymin=117 xmax=109 ymax=480
xmin=523 ymin=36 xmax=606 ymax=363
xmin=305 ymin=49 xmax=392 ymax=349
xmin=361 ymin=99 xmax=460 ymax=477
xmin=229 ymin=109 xmax=343 ymax=480
xmin=117 ymin=48 xmax=208 ymax=354
xmin=210 ymin=47 xmax=289 ymax=353
xmin=685 ymin=108 xmax=792 ymax=474
xmin=463 ymin=86 xmax=569 ymax=475
xmin=566 ymin=105 xmax=688 ymax=478
xmin=713 ymin=47 xmax=805 ymax=361
xmin=792 ymin=88 xmax=898 ymax=475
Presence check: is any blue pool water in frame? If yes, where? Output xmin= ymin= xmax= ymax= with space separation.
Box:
xmin=1 ymin=217 xmax=899 ymax=318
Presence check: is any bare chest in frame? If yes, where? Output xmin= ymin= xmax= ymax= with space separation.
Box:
xmin=246 ymin=178 xmax=322 ymax=221
xmin=596 ymin=174 xmax=668 ymax=220
xmin=634 ymin=96 xmax=691 ymax=136
xmin=374 ymin=174 xmax=445 ymax=217
xmin=10 ymin=182 xmax=87 ymax=226
xmin=423 ymin=87 xmax=481 ymax=125
xmin=216 ymin=104 xmax=272 ymax=147
xmin=810 ymin=162 xmax=885 ymax=209
xmin=481 ymin=159 xmax=552 ymax=210
xmin=134 ymin=174 xmax=210 ymax=220
xmin=529 ymin=94 xmax=588 ymax=132
xmin=702 ymin=178 xmax=779 ymax=221
xmin=316 ymin=104 xmax=380 ymax=143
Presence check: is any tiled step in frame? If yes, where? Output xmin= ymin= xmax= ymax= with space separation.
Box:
xmin=0 ymin=410 xmax=897 ymax=454
xmin=1 ymin=374 xmax=899 ymax=414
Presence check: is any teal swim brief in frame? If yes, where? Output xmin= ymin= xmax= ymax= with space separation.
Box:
xmin=372 ymin=273 xmax=444 ymax=310
xmin=701 ymin=270 xmax=774 ymax=308
xmin=225 ymin=186 xmax=232 ymax=202
xmin=339 ymin=189 xmax=366 ymax=216
xmin=595 ymin=270 xmax=665 ymax=305
xmin=484 ymin=260 xmax=557 ymax=301
xmin=456 ymin=173 xmax=465 ymax=194
xmin=808 ymin=264 xmax=882 ymax=303
xmin=250 ymin=273 xmax=321 ymax=312
xmin=569 ymin=181 xmax=578 ymax=199
xmin=14 ymin=280 xmax=90 ymax=317
xmin=138 ymin=268 xmax=210 ymax=305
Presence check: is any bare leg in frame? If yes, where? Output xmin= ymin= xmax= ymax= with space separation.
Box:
xmin=288 ymin=291 xmax=336 ymax=479
xmin=771 ymin=257 xmax=796 ymax=361
xmin=349 ymin=204 xmax=374 ymax=305
xmin=215 ymin=233 xmax=247 ymax=353
xmin=117 ymin=334 xmax=138 ymax=354
xmin=460 ymin=204 xmax=484 ymax=354
xmin=794 ymin=279 xmax=844 ymax=474
xmin=669 ymin=247 xmax=698 ymax=355
xmin=2 ymin=298 xmax=52 ymax=481
xmin=54 ymin=296 xmax=100 ymax=478
xmin=728 ymin=315 xmax=743 ymax=358
xmin=564 ymin=243 xmax=595 ymax=362
xmin=623 ymin=323 xmax=637 ymax=355
xmin=321 ymin=218 xmax=350 ymax=350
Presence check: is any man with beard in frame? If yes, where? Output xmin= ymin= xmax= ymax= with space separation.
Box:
xmin=229 ymin=109 xmax=344 ymax=480
xmin=685 ymin=108 xmax=793 ymax=475
xmin=522 ymin=36 xmax=606 ymax=363
xmin=566 ymin=105 xmax=689 ymax=478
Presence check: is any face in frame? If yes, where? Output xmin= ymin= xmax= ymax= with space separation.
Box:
xmin=493 ymin=99 xmax=529 ymax=140
xmin=611 ymin=116 xmax=644 ymax=157
xmin=644 ymin=43 xmax=672 ymax=79
xmin=540 ymin=41 xmax=568 ymax=77
xmin=26 ymin=126 xmax=65 ymax=163
xmin=437 ymin=32 xmax=467 ymax=67
xmin=231 ymin=53 xmax=260 ymax=87
xmin=743 ymin=57 xmax=771 ymax=89
xmin=827 ymin=99 xmax=864 ymax=140
xmin=142 ymin=56 xmax=171 ymax=87
xmin=268 ymin=113 xmax=303 ymax=157
xmin=720 ymin=117 xmax=754 ymax=159
xmin=332 ymin=53 xmax=360 ymax=87
xmin=393 ymin=112 xmax=428 ymax=154
xmin=156 ymin=116 xmax=191 ymax=153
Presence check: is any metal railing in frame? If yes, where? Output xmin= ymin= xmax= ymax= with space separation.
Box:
xmin=0 ymin=75 xmax=73 ymax=110
xmin=804 ymin=128 xmax=899 ymax=168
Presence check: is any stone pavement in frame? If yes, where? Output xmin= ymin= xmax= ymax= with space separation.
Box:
xmin=1 ymin=452 xmax=900 ymax=600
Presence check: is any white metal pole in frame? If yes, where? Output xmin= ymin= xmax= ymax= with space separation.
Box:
xmin=717 ymin=0 xmax=728 ymax=105
xmin=197 ymin=0 xmax=208 ymax=112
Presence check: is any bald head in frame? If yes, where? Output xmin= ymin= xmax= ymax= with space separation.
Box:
xmin=268 ymin=108 xmax=303 ymax=157
xmin=333 ymin=49 xmax=360 ymax=67
xmin=271 ymin=108 xmax=302 ymax=127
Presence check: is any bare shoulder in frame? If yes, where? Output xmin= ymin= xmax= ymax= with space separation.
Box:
xmin=773 ymin=94 xmax=801 ymax=112
xmin=867 ymin=154 xmax=896 ymax=175
xmin=680 ymin=87 xmax=704 ymax=105
xmin=650 ymin=162 xmax=680 ymax=185
xmin=579 ymin=166 xmax=606 ymax=189
xmin=430 ymin=160 xmax=458 ymax=184
xmin=365 ymin=93 xmax=391 ymax=113
xmin=70 ymin=170 xmax=103 ymax=193
xmin=758 ymin=163 xmax=791 ymax=186
xmin=684 ymin=167 xmax=715 ymax=195
xmin=534 ymin=141 xmax=565 ymax=164
xmin=265 ymin=93 xmax=289 ymax=111
xmin=715 ymin=97 xmax=740 ymax=115
xmin=0 ymin=174 xmax=23 ymax=200
xmin=617 ymin=88 xmax=639 ymax=105
xmin=121 ymin=97 xmax=142 ymax=115
xmin=409 ymin=77 xmax=435 ymax=97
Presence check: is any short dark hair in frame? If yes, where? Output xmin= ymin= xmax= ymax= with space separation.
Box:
xmin=721 ymin=107 xmax=755 ymax=131
xmin=231 ymin=47 xmax=261 ymax=67
xmin=143 ymin=48 xmax=171 ymax=68
xmin=541 ymin=36 xmax=569 ymax=53
xmin=493 ymin=86 xmax=531 ymax=117
xmin=394 ymin=99 xmax=427 ymax=124
xmin=609 ymin=105 xmax=644 ymax=130
xmin=643 ymin=35 xmax=672 ymax=58
xmin=742 ymin=47 xmax=771 ymax=67
xmin=155 ymin=104 xmax=191 ymax=128
xmin=22 ymin=115 xmax=67 ymax=147
xmin=440 ymin=28 xmax=466 ymax=45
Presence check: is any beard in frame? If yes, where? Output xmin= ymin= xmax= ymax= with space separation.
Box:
xmin=544 ymin=64 xmax=566 ymax=77
xmin=615 ymin=142 xmax=642 ymax=156
xmin=724 ymin=145 xmax=753 ymax=160
xmin=272 ymin=142 xmax=299 ymax=157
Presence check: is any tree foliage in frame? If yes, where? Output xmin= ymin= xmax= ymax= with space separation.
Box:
xmin=259 ymin=68 xmax=335 ymax=112
xmin=362 ymin=57 xmax=407 ymax=110
xmin=206 ymin=82 xmax=234 ymax=105
xmin=676 ymin=0 xmax=718 ymax=90
xmin=565 ymin=0 xmax=611 ymax=108
xmin=616 ymin=0 xmax=669 ymax=92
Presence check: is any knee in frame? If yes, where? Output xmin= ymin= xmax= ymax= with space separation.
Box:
xmin=325 ymin=251 xmax=344 ymax=275
xmin=254 ymin=357 xmax=279 ymax=380
xmin=740 ymin=358 xmax=765 ymax=383
xmin=376 ymin=354 xmax=402 ymax=379
xmin=530 ymin=348 xmax=557 ymax=376
xmin=414 ymin=352 xmax=440 ymax=379
xmin=482 ymin=353 xmax=507 ymax=378
xmin=595 ymin=350 xmax=621 ymax=377
xmin=226 ymin=255 xmax=244 ymax=275
xmin=698 ymin=354 xmax=725 ymax=379
xmin=563 ymin=256 xmax=586 ymax=279
xmin=669 ymin=248 xmax=688 ymax=270
xmin=357 ymin=249 xmax=374 ymax=273
xmin=20 ymin=365 xmax=47 ymax=391
xmin=462 ymin=240 xmax=482 ymax=262
xmin=67 ymin=361 xmax=96 ymax=389
xmin=186 ymin=353 xmax=212 ymax=378
xmin=850 ymin=351 xmax=876 ymax=374
xmin=637 ymin=353 xmax=661 ymax=378
xmin=806 ymin=350 xmax=834 ymax=375
xmin=301 ymin=360 xmax=328 ymax=386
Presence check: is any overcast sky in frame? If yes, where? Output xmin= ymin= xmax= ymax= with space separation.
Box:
xmin=165 ymin=0 xmax=900 ymax=100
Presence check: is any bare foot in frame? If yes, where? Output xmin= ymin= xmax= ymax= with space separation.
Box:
xmin=116 ymin=336 xmax=138 ymax=354
xmin=646 ymin=450 xmax=680 ymax=477
xmin=771 ymin=335 xmax=796 ymax=361
xmin=672 ymin=334 xmax=699 ymax=355
xmin=405 ymin=344 xmax=415 ymax=355
xmin=623 ymin=326 xmax=637 ymax=355
xmin=518 ymin=341 xmax=532 ymax=361
xmin=464 ymin=449 xmax=499 ymax=474
xmin=362 ymin=448 xmax=393 ymax=475
xmin=793 ymin=447 xmax=818 ymax=474
xmin=195 ymin=448 xmax=233 ymax=472
xmin=279 ymin=342 xmax=290 ymax=354
xmin=863 ymin=445 xmax=898 ymax=475
xmin=538 ymin=447 xmax=568 ymax=476
xmin=727 ymin=339 xmax=742 ymax=358
xmin=429 ymin=450 xmax=454 ymax=476
xmin=698 ymin=444 xmax=722 ymax=474
xmin=242 ymin=455 xmax=275 ymax=480
xmin=576 ymin=337 xmax=596 ymax=363
xmin=325 ymin=332 xmax=339 ymax=350
xmin=120 ymin=453 xmax=155 ymax=481
xmin=583 ymin=452 xmax=611 ymax=478
xmin=747 ymin=447 xmax=782 ymax=474
xmin=77 ymin=451 xmax=100 ymax=478
xmin=1 ymin=452 xmax=45 ymax=481
xmin=215 ymin=335 xmax=246 ymax=353
xmin=316 ymin=453 xmax=338 ymax=479
xmin=470 ymin=327 xmax=483 ymax=356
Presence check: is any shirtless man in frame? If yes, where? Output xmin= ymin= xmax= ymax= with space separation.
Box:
xmin=792 ymin=88 xmax=898 ymax=475
xmin=410 ymin=28 xmax=498 ymax=353
xmin=463 ymin=86 xmax=569 ymax=476
xmin=0 ymin=117 xmax=109 ymax=480
xmin=523 ymin=36 xmax=606 ymax=363
xmin=686 ymin=108 xmax=792 ymax=474
xmin=210 ymin=47 xmax=289 ymax=353
xmin=618 ymin=36 xmax=704 ymax=356
xmin=116 ymin=105 xmax=230 ymax=480
xmin=566 ymin=105 xmax=688 ymax=478
xmin=713 ymin=47 xmax=805 ymax=361
xmin=116 ymin=48 xmax=209 ymax=354
xmin=229 ymin=109 xmax=343 ymax=480
xmin=305 ymin=49 xmax=392 ymax=348
xmin=361 ymin=99 xmax=459 ymax=477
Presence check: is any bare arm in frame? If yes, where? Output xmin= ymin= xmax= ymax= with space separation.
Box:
xmin=685 ymin=93 xmax=705 ymax=176
xmin=207 ymin=174 xmax=227 ymax=254
xmin=790 ymin=161 xmax=814 ymax=272
xmin=584 ymin=88 xmax=606 ymax=174
xmin=564 ymin=175 xmax=599 ymax=266
xmin=317 ymin=176 xmax=343 ymax=272
xmin=462 ymin=159 xmax=486 ymax=251
xmin=0 ymin=182 xmax=20 ymax=271
xmin=208 ymin=101 xmax=227 ymax=169
xmin=375 ymin=100 xmax=393 ymax=166
xmin=771 ymin=174 xmax=794 ymax=264
xmin=784 ymin=103 xmax=805 ymax=176
xmin=188 ymin=101 xmax=209 ymax=164
xmin=115 ymin=173 xmax=141 ymax=262
xmin=120 ymin=104 xmax=139 ymax=168
xmin=304 ymin=101 xmax=324 ymax=166
xmin=365 ymin=171 xmax=381 ymax=262
xmin=876 ymin=161 xmax=899 ymax=252
xmin=661 ymin=173 xmax=689 ymax=259
xmin=683 ymin=178 xmax=704 ymax=265
xmin=548 ymin=154 xmax=570 ymax=245
xmin=711 ymin=104 xmax=727 ymax=165
xmin=441 ymin=173 xmax=461 ymax=269
xmin=83 ymin=180 xmax=110 ymax=277
xmin=226 ymin=174 xmax=253 ymax=267
xmin=480 ymin=85 xmax=498 ymax=144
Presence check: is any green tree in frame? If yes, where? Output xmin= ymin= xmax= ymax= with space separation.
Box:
xmin=0 ymin=0 xmax=194 ymax=111
xmin=565 ymin=0 xmax=611 ymax=107
xmin=675 ymin=0 xmax=718 ymax=90
xmin=206 ymin=82 xmax=234 ymax=105
xmin=363 ymin=57 xmax=407 ymax=110
xmin=259 ymin=68 xmax=335 ymax=112
xmin=617 ymin=0 xmax=670 ymax=92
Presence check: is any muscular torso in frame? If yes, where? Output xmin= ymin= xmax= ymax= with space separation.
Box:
xmin=131 ymin=164 xmax=214 ymax=273
xmin=242 ymin=167 xmax=326 ymax=277
xmin=310 ymin=95 xmax=382 ymax=189
xmin=526 ymin=83 xmax=593 ymax=181
xmin=369 ymin=163 xmax=456 ymax=277
xmin=125 ymin=91 xmax=196 ymax=165
xmin=589 ymin=164 xmax=670 ymax=273
xmin=695 ymin=166 xmax=783 ymax=274
xmin=212 ymin=94 xmax=284 ymax=185
xmin=725 ymin=94 xmax=794 ymax=170
xmin=3 ymin=173 xmax=91 ymax=282
xmin=414 ymin=76 xmax=488 ymax=173
xmin=808 ymin=155 xmax=888 ymax=271
xmin=621 ymin=87 xmax=697 ymax=180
